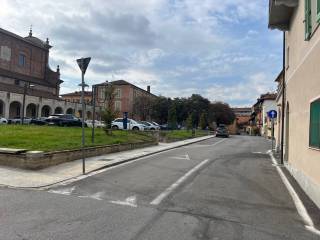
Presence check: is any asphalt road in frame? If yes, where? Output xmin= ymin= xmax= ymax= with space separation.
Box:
xmin=1 ymin=136 xmax=319 ymax=240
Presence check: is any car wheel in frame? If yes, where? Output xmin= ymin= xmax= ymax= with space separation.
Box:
xmin=112 ymin=125 xmax=119 ymax=130
xmin=132 ymin=126 xmax=139 ymax=131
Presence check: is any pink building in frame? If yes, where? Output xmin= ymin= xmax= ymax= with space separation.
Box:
xmin=93 ymin=80 xmax=157 ymax=120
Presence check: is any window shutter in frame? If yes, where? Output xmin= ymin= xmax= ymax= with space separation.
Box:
xmin=309 ymin=100 xmax=320 ymax=148
xmin=305 ymin=0 xmax=312 ymax=40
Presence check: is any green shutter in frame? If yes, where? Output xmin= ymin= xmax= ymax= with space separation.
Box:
xmin=305 ymin=0 xmax=312 ymax=40
xmin=309 ymin=100 xmax=320 ymax=148
xmin=317 ymin=0 xmax=320 ymax=22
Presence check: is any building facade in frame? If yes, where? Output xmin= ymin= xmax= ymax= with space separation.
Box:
xmin=269 ymin=0 xmax=320 ymax=208
xmin=94 ymin=80 xmax=156 ymax=120
xmin=250 ymin=93 xmax=277 ymax=137
xmin=0 ymin=28 xmax=94 ymax=120
xmin=61 ymin=91 xmax=93 ymax=104
xmin=228 ymin=108 xmax=251 ymax=134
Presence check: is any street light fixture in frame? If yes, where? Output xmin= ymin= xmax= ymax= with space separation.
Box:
xmin=21 ymin=82 xmax=35 ymax=124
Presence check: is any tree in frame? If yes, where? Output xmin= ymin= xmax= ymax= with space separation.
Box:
xmin=150 ymin=96 xmax=170 ymax=124
xmin=186 ymin=94 xmax=210 ymax=127
xmin=199 ymin=112 xmax=207 ymax=130
xmin=186 ymin=113 xmax=193 ymax=130
xmin=100 ymin=84 xmax=118 ymax=133
xmin=208 ymin=102 xmax=235 ymax=126
xmin=167 ymin=103 xmax=177 ymax=129
xmin=133 ymin=94 xmax=153 ymax=120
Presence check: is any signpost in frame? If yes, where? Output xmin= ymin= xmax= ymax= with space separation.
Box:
xmin=268 ymin=110 xmax=277 ymax=152
xmin=76 ymin=57 xmax=91 ymax=175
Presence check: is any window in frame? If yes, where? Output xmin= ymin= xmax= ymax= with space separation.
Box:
xmin=14 ymin=79 xmax=20 ymax=85
xmin=18 ymin=53 xmax=26 ymax=66
xmin=309 ymin=99 xmax=320 ymax=148
xmin=305 ymin=0 xmax=312 ymax=40
xmin=115 ymin=88 xmax=121 ymax=98
xmin=115 ymin=101 xmax=121 ymax=111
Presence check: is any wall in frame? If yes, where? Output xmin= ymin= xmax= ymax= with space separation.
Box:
xmin=284 ymin=0 xmax=320 ymax=208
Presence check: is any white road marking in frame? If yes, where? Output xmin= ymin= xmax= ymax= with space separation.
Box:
xmin=268 ymin=151 xmax=320 ymax=236
xmin=170 ymin=154 xmax=191 ymax=160
xmin=78 ymin=191 xmax=104 ymax=200
xmin=110 ymin=196 xmax=137 ymax=208
xmin=252 ymin=152 xmax=263 ymax=154
xmin=42 ymin=137 xmax=223 ymax=190
xmin=48 ymin=186 xmax=75 ymax=195
xmin=150 ymin=159 xmax=210 ymax=205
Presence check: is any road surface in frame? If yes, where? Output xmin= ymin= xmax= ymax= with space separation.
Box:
xmin=1 ymin=136 xmax=318 ymax=239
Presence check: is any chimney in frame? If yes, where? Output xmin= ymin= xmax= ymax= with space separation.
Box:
xmin=147 ymin=85 xmax=150 ymax=93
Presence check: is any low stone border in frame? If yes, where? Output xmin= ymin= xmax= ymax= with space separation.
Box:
xmin=0 ymin=141 xmax=158 ymax=170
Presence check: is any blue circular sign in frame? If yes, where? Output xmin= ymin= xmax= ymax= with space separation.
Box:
xmin=268 ymin=110 xmax=277 ymax=119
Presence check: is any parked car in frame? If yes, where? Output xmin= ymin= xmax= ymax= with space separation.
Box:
xmin=216 ymin=126 xmax=229 ymax=138
xmin=46 ymin=114 xmax=84 ymax=127
xmin=85 ymin=120 xmax=105 ymax=128
xmin=30 ymin=117 xmax=48 ymax=126
xmin=8 ymin=117 xmax=32 ymax=124
xmin=141 ymin=121 xmax=160 ymax=130
xmin=0 ymin=117 xmax=8 ymax=124
xmin=111 ymin=118 xmax=145 ymax=131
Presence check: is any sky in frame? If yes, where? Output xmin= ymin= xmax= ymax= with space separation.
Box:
xmin=0 ymin=0 xmax=283 ymax=107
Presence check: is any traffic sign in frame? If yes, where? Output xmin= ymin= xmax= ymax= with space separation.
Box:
xmin=268 ymin=110 xmax=277 ymax=119
xmin=76 ymin=57 xmax=91 ymax=74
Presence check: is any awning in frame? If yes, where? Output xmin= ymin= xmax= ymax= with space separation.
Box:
xmin=268 ymin=0 xmax=299 ymax=31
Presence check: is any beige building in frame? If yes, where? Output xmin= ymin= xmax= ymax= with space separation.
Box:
xmin=269 ymin=0 xmax=320 ymax=208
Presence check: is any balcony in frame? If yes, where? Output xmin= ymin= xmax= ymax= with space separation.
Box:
xmin=269 ymin=0 xmax=299 ymax=31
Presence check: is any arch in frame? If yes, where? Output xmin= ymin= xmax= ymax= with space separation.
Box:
xmin=54 ymin=106 xmax=63 ymax=114
xmin=26 ymin=103 xmax=37 ymax=118
xmin=66 ymin=108 xmax=74 ymax=115
xmin=86 ymin=111 xmax=92 ymax=120
xmin=41 ymin=105 xmax=52 ymax=117
xmin=0 ymin=99 xmax=5 ymax=118
xmin=9 ymin=101 xmax=21 ymax=119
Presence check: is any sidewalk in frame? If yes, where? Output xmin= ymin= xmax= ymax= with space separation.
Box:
xmin=0 ymin=135 xmax=214 ymax=188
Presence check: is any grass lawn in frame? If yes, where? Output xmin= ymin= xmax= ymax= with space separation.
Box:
xmin=0 ymin=125 xmax=154 ymax=152
xmin=164 ymin=130 xmax=209 ymax=140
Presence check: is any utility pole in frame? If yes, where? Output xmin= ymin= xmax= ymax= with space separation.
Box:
xmin=21 ymin=82 xmax=34 ymax=124
xmin=77 ymin=57 xmax=91 ymax=175
xmin=280 ymin=32 xmax=286 ymax=165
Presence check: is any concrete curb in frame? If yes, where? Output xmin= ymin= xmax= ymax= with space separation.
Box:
xmin=1 ymin=135 xmax=215 ymax=189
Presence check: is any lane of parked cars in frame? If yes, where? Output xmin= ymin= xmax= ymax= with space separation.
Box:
xmin=0 ymin=115 xmax=227 ymax=136
xmin=0 ymin=115 xmax=162 ymax=131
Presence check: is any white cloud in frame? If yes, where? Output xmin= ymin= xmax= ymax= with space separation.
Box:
xmin=0 ymin=0 xmax=281 ymax=105
xmin=204 ymin=72 xmax=276 ymax=105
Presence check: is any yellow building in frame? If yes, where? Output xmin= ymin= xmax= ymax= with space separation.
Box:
xmin=269 ymin=0 xmax=320 ymax=208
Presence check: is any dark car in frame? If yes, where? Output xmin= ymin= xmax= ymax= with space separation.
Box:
xmin=30 ymin=117 xmax=48 ymax=125
xmin=46 ymin=114 xmax=84 ymax=127
xmin=216 ymin=126 xmax=229 ymax=138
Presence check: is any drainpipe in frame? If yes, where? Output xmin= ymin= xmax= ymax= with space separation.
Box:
xmin=280 ymin=31 xmax=286 ymax=165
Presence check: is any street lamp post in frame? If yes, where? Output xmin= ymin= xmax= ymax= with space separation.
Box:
xmin=21 ymin=82 xmax=35 ymax=124
xmin=76 ymin=57 xmax=91 ymax=175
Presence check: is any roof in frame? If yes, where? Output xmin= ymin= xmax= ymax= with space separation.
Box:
xmin=260 ymin=93 xmax=277 ymax=101
xmin=94 ymin=80 xmax=157 ymax=97
xmin=0 ymin=28 xmax=51 ymax=50
xmin=61 ymin=91 xmax=92 ymax=97
xmin=268 ymin=0 xmax=298 ymax=30
xmin=275 ymin=70 xmax=284 ymax=82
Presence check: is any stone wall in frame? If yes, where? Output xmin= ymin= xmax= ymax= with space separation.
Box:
xmin=0 ymin=141 xmax=158 ymax=170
